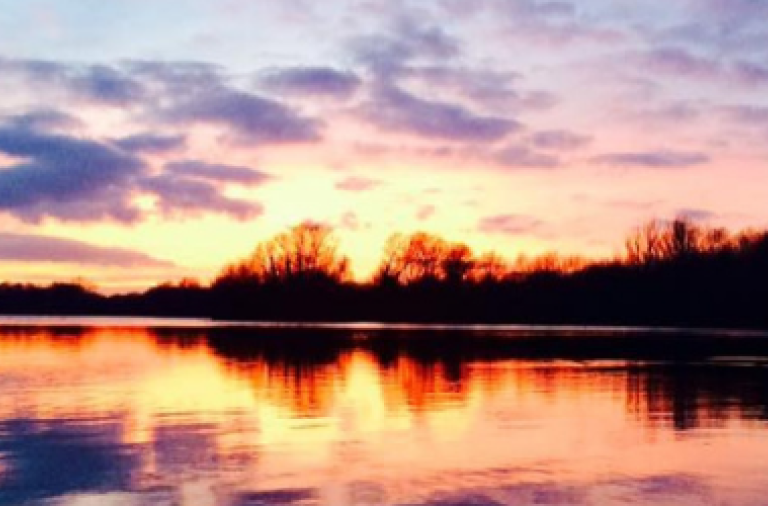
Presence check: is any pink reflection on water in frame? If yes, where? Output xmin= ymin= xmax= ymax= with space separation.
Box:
xmin=0 ymin=325 xmax=766 ymax=505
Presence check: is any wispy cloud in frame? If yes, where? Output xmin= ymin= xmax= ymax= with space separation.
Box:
xmin=494 ymin=144 xmax=561 ymax=169
xmin=0 ymin=233 xmax=176 ymax=268
xmin=591 ymin=150 xmax=710 ymax=168
xmin=114 ymin=133 xmax=186 ymax=154
xmin=259 ymin=66 xmax=361 ymax=99
xmin=359 ymin=84 xmax=519 ymax=142
xmin=164 ymin=160 xmax=271 ymax=185
xmin=335 ymin=176 xmax=382 ymax=192
xmin=478 ymin=214 xmax=544 ymax=235
xmin=159 ymin=87 xmax=321 ymax=145
xmin=530 ymin=130 xmax=592 ymax=151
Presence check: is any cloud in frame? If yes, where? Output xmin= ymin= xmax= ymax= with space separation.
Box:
xmin=732 ymin=61 xmax=768 ymax=86
xmin=259 ymin=67 xmax=361 ymax=98
xmin=141 ymin=175 xmax=263 ymax=220
xmin=0 ymin=126 xmax=145 ymax=222
xmin=0 ymin=124 xmax=268 ymax=223
xmin=69 ymin=64 xmax=146 ymax=105
xmin=639 ymin=47 xmax=721 ymax=80
xmin=680 ymin=0 xmax=768 ymax=48
xmin=591 ymin=150 xmax=710 ymax=168
xmin=4 ymin=109 xmax=83 ymax=132
xmin=401 ymin=65 xmax=557 ymax=112
xmin=417 ymin=205 xmax=436 ymax=221
xmin=160 ymin=86 xmax=321 ymax=144
xmin=676 ymin=208 xmax=716 ymax=222
xmin=164 ymin=160 xmax=271 ymax=185
xmin=494 ymin=144 xmax=561 ymax=169
xmin=621 ymin=100 xmax=703 ymax=126
xmin=338 ymin=211 xmax=362 ymax=231
xmin=124 ymin=59 xmax=224 ymax=93
xmin=495 ymin=0 xmax=576 ymax=19
xmin=478 ymin=214 xmax=544 ymax=235
xmin=632 ymin=48 xmax=768 ymax=88
xmin=335 ymin=176 xmax=382 ymax=192
xmin=350 ymin=18 xmax=461 ymax=75
xmin=360 ymin=84 xmax=519 ymax=141
xmin=719 ymin=104 xmax=768 ymax=125
xmin=0 ymin=233 xmax=176 ymax=268
xmin=231 ymin=488 xmax=317 ymax=506
xmin=0 ymin=58 xmax=145 ymax=106
xmin=531 ymin=130 xmax=591 ymax=151
xmin=478 ymin=0 xmax=624 ymax=47
xmin=114 ymin=133 xmax=186 ymax=154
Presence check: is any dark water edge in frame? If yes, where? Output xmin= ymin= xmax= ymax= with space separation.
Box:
xmin=3 ymin=317 xmax=768 ymax=361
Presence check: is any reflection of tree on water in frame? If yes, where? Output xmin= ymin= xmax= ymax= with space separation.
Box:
xmin=626 ymin=363 xmax=768 ymax=431
xmin=2 ymin=327 xmax=768 ymax=505
xmin=0 ymin=325 xmax=93 ymax=349
xmin=201 ymin=328 xmax=768 ymax=430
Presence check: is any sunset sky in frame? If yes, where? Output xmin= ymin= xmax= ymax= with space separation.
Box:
xmin=1 ymin=0 xmax=767 ymax=292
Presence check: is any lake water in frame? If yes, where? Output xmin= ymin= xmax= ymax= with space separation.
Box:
xmin=1 ymin=320 xmax=768 ymax=505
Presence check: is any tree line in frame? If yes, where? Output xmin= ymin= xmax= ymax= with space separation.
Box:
xmin=1 ymin=217 xmax=767 ymax=328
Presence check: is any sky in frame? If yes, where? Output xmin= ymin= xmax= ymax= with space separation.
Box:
xmin=1 ymin=0 xmax=767 ymax=292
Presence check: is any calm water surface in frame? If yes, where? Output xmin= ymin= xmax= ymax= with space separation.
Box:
xmin=1 ymin=320 xmax=768 ymax=505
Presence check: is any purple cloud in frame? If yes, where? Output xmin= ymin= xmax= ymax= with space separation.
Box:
xmin=531 ymin=130 xmax=591 ymax=151
xmin=0 ymin=233 xmax=176 ymax=268
xmin=70 ymin=64 xmax=146 ymax=105
xmin=164 ymin=160 xmax=271 ymax=185
xmin=0 ymin=58 xmax=145 ymax=106
xmin=676 ymin=208 xmax=716 ymax=222
xmin=0 ymin=126 xmax=145 ymax=223
xmin=720 ymin=105 xmax=768 ymax=124
xmin=350 ymin=19 xmax=460 ymax=75
xmin=140 ymin=175 xmax=262 ymax=220
xmin=495 ymin=144 xmax=561 ymax=169
xmin=632 ymin=48 xmax=768 ymax=88
xmin=640 ymin=47 xmax=721 ymax=80
xmin=124 ymin=60 xmax=224 ymax=94
xmin=479 ymin=214 xmax=544 ymax=235
xmin=732 ymin=61 xmax=768 ymax=87
xmin=259 ymin=67 xmax=361 ymax=98
xmin=4 ymin=109 xmax=83 ymax=132
xmin=591 ymin=150 xmax=710 ymax=168
xmin=360 ymin=85 xmax=519 ymax=141
xmin=161 ymin=87 xmax=321 ymax=144
xmin=479 ymin=0 xmax=623 ymax=47
xmin=114 ymin=133 xmax=186 ymax=154
xmin=401 ymin=65 xmax=556 ymax=112
xmin=0 ymin=124 xmax=268 ymax=223
xmin=335 ymin=176 xmax=382 ymax=192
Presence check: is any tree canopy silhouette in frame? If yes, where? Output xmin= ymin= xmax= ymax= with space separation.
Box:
xmin=215 ymin=222 xmax=349 ymax=287
xmin=2 ymin=216 xmax=767 ymax=328
xmin=374 ymin=232 xmax=506 ymax=286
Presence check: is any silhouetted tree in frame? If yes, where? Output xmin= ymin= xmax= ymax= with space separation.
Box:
xmin=216 ymin=222 xmax=349 ymax=287
xmin=3 ymin=216 xmax=768 ymax=328
xmin=374 ymin=232 xmax=483 ymax=285
xmin=625 ymin=219 xmax=666 ymax=265
xmin=470 ymin=252 xmax=509 ymax=283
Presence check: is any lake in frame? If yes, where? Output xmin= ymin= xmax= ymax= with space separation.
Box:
xmin=1 ymin=319 xmax=768 ymax=505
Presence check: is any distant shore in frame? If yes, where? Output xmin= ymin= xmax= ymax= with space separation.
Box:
xmin=3 ymin=217 xmax=767 ymax=330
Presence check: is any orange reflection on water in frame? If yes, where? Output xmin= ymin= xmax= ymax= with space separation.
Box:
xmin=1 ymin=326 xmax=768 ymax=506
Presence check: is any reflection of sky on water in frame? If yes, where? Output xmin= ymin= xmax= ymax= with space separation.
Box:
xmin=0 ymin=418 xmax=136 ymax=505
xmin=0 ymin=326 xmax=767 ymax=505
